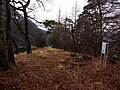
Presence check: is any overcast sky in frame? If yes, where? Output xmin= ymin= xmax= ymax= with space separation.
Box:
xmin=28 ymin=0 xmax=88 ymax=22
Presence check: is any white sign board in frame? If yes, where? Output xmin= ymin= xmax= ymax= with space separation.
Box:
xmin=101 ymin=42 xmax=108 ymax=54
xmin=100 ymin=42 xmax=109 ymax=69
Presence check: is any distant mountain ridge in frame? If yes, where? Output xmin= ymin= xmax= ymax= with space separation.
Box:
xmin=10 ymin=10 xmax=46 ymax=48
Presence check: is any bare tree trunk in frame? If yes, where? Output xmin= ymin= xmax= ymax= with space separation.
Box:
xmin=6 ymin=0 xmax=15 ymax=64
xmin=71 ymin=26 xmax=77 ymax=53
xmin=98 ymin=0 xmax=103 ymax=53
xmin=0 ymin=0 xmax=10 ymax=69
xmin=23 ymin=8 xmax=32 ymax=54
xmin=10 ymin=0 xmax=31 ymax=54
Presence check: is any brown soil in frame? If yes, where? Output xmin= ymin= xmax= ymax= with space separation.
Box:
xmin=0 ymin=47 xmax=120 ymax=90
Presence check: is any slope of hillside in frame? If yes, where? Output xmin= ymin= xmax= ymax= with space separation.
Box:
xmin=11 ymin=10 xmax=46 ymax=47
xmin=0 ymin=47 xmax=120 ymax=90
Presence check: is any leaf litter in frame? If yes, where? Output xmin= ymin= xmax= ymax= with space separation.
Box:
xmin=0 ymin=47 xmax=120 ymax=90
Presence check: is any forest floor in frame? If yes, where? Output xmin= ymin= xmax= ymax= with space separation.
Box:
xmin=0 ymin=47 xmax=120 ymax=90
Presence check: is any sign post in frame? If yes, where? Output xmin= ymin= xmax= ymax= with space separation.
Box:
xmin=100 ymin=42 xmax=109 ymax=69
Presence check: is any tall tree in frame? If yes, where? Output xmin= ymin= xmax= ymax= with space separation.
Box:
xmin=10 ymin=0 xmax=50 ymax=54
xmin=0 ymin=0 xmax=10 ymax=69
xmin=6 ymin=0 xmax=15 ymax=64
xmin=11 ymin=0 xmax=32 ymax=54
xmin=75 ymin=0 xmax=109 ymax=55
xmin=104 ymin=0 xmax=120 ymax=56
xmin=75 ymin=0 xmax=120 ymax=56
xmin=71 ymin=0 xmax=80 ymax=26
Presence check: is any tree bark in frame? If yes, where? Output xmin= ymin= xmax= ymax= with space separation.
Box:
xmin=6 ymin=0 xmax=15 ymax=64
xmin=98 ymin=0 xmax=103 ymax=54
xmin=71 ymin=25 xmax=77 ymax=53
xmin=23 ymin=8 xmax=32 ymax=54
xmin=0 ymin=0 xmax=10 ymax=69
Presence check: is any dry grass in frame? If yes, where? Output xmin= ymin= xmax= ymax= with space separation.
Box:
xmin=0 ymin=47 xmax=120 ymax=90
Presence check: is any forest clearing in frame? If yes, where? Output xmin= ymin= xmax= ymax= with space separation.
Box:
xmin=0 ymin=47 xmax=120 ymax=90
